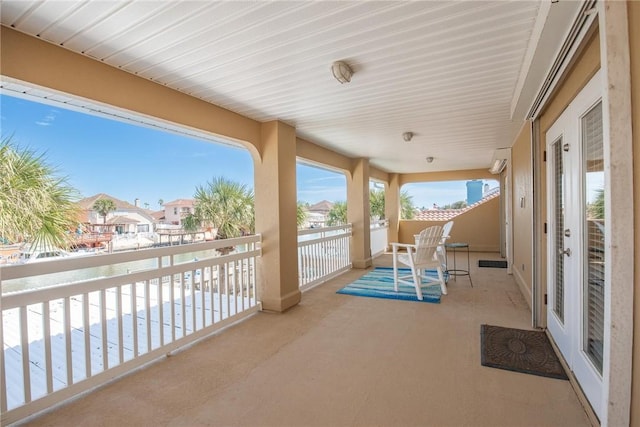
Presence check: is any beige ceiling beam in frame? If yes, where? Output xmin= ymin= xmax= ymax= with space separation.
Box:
xmin=0 ymin=26 xmax=261 ymax=153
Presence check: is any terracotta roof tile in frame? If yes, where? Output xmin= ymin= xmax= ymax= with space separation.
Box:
xmin=414 ymin=192 xmax=499 ymax=221
xmin=163 ymin=199 xmax=195 ymax=206
xmin=77 ymin=193 xmax=138 ymax=210
xmin=308 ymin=200 xmax=334 ymax=213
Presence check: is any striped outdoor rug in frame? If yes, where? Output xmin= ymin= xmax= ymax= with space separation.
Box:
xmin=336 ymin=267 xmax=442 ymax=303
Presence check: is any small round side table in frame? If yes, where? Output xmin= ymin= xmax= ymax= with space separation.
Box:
xmin=444 ymin=242 xmax=473 ymax=287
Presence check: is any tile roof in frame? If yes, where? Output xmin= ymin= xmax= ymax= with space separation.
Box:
xmin=163 ymin=199 xmax=195 ymax=206
xmin=150 ymin=210 xmax=165 ymax=221
xmin=308 ymin=200 xmax=334 ymax=213
xmin=107 ymin=215 xmax=140 ymax=225
xmin=414 ymin=192 xmax=499 ymax=221
xmin=77 ymin=193 xmax=138 ymax=210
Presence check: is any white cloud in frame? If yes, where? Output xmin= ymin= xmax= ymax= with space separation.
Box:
xmin=303 ymin=175 xmax=344 ymax=184
xmin=35 ymin=112 xmax=56 ymax=127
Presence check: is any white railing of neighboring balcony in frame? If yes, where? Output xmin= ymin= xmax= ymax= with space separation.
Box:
xmin=297 ymin=224 xmax=352 ymax=292
xmin=370 ymin=219 xmax=389 ymax=258
xmin=0 ymin=235 xmax=261 ymax=425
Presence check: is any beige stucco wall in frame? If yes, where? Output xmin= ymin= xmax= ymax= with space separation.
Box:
xmin=399 ymin=196 xmax=500 ymax=252
xmin=255 ymin=121 xmax=301 ymax=312
xmin=628 ymin=2 xmax=640 ymax=424
xmin=398 ymin=168 xmax=501 ymax=252
xmin=296 ymin=137 xmax=352 ymax=175
xmin=511 ymin=123 xmax=533 ymax=307
xmin=296 ymin=136 xmax=389 ymax=188
xmin=400 ymin=169 xmax=495 ymax=186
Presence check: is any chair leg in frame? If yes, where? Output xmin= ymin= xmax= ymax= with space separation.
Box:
xmin=392 ymin=245 xmax=399 ymax=292
xmin=437 ymin=266 xmax=447 ymax=295
xmin=410 ymin=264 xmax=423 ymax=301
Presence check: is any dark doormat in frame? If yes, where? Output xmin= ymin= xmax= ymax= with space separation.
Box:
xmin=480 ymin=324 xmax=568 ymax=380
xmin=478 ymin=260 xmax=508 ymax=268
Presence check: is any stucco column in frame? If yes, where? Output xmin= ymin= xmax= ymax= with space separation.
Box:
xmin=347 ymin=158 xmax=372 ymax=269
xmin=254 ymin=121 xmax=301 ymax=312
xmin=598 ymin=2 xmax=634 ymax=425
xmin=385 ymin=173 xmax=401 ymax=246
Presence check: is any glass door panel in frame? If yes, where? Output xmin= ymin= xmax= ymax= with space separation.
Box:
xmin=582 ymin=101 xmax=604 ymax=374
xmin=553 ymin=139 xmax=565 ymax=323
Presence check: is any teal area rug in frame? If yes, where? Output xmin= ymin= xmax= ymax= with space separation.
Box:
xmin=337 ymin=267 xmax=442 ymax=303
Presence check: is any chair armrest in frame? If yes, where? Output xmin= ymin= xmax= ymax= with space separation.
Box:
xmin=391 ymin=242 xmax=416 ymax=250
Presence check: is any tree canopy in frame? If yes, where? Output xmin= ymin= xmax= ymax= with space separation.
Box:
xmin=369 ymin=189 xmax=415 ymax=220
xmin=0 ymin=138 xmax=80 ymax=249
xmin=93 ymin=198 xmax=117 ymax=224
xmin=193 ymin=176 xmax=254 ymax=240
xmin=327 ymin=201 xmax=347 ymax=226
xmin=297 ymin=202 xmax=308 ymax=229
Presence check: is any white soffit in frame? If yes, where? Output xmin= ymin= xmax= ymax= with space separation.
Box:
xmin=0 ymin=1 xmax=575 ymax=174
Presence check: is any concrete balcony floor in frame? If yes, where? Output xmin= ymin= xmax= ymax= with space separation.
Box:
xmin=25 ymin=252 xmax=590 ymax=426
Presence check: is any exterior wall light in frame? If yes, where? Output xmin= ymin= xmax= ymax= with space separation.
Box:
xmin=331 ymin=61 xmax=353 ymax=84
xmin=403 ymin=132 xmax=413 ymax=142
xmin=426 ymin=156 xmax=434 ymax=163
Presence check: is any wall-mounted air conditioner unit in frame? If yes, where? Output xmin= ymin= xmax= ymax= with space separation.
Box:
xmin=489 ymin=148 xmax=511 ymax=174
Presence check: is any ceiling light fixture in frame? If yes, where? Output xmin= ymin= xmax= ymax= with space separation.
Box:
xmin=403 ymin=132 xmax=413 ymax=142
xmin=426 ymin=156 xmax=434 ymax=163
xmin=331 ymin=61 xmax=353 ymax=84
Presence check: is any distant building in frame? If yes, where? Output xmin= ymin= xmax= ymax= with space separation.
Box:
xmin=150 ymin=210 xmax=165 ymax=222
xmin=78 ymin=193 xmax=156 ymax=234
xmin=466 ymin=180 xmax=484 ymax=205
xmin=163 ymin=199 xmax=196 ymax=226
xmin=306 ymin=200 xmax=334 ymax=228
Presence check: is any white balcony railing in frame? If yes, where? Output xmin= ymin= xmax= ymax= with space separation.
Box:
xmin=370 ymin=219 xmax=389 ymax=258
xmin=297 ymin=224 xmax=352 ymax=291
xmin=0 ymin=235 xmax=261 ymax=425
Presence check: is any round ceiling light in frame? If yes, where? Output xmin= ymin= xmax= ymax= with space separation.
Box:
xmin=331 ymin=61 xmax=353 ymax=84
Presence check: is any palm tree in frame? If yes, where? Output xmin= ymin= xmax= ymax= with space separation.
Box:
xmin=182 ymin=213 xmax=200 ymax=243
xmin=194 ymin=176 xmax=254 ymax=240
xmin=297 ymin=202 xmax=308 ymax=229
xmin=0 ymin=137 xmax=80 ymax=250
xmin=370 ymin=189 xmax=385 ymax=220
xmin=93 ymin=198 xmax=117 ymax=224
xmin=369 ymin=189 xmax=415 ymax=220
xmin=327 ymin=201 xmax=347 ymax=226
xmin=400 ymin=190 xmax=415 ymax=219
xmin=590 ymin=188 xmax=604 ymax=219
xmin=158 ymin=198 xmax=164 ymax=207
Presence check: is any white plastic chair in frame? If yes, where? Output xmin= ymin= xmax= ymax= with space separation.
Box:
xmin=413 ymin=221 xmax=454 ymax=273
xmin=437 ymin=221 xmax=454 ymax=271
xmin=391 ymin=225 xmax=447 ymax=300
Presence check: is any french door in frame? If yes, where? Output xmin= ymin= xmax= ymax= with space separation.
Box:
xmin=546 ymin=70 xmax=605 ymax=418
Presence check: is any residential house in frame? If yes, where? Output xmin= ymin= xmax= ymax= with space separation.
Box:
xmin=162 ymin=199 xmax=196 ymax=226
xmin=306 ymin=200 xmax=334 ymax=228
xmin=78 ymin=193 xmax=156 ymax=235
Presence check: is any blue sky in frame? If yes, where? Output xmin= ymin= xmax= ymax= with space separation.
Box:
xmin=1 ymin=93 xmax=493 ymax=209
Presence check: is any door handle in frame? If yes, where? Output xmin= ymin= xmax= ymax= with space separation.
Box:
xmin=559 ymin=248 xmax=571 ymax=257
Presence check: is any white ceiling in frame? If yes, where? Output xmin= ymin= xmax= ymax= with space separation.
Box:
xmin=0 ymin=1 xmax=582 ymax=174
